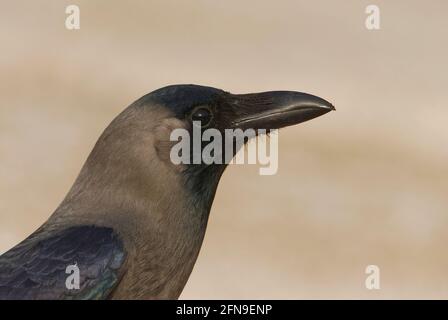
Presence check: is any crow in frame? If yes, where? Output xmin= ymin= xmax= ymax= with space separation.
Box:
xmin=0 ymin=84 xmax=334 ymax=299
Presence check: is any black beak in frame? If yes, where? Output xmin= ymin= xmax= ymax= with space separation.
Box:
xmin=230 ymin=91 xmax=335 ymax=130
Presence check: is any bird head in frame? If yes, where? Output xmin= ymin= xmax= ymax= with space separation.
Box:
xmin=74 ymin=84 xmax=334 ymax=219
xmin=130 ymin=84 xmax=335 ymax=209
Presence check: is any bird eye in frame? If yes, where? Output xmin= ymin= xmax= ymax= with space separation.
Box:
xmin=191 ymin=107 xmax=213 ymax=127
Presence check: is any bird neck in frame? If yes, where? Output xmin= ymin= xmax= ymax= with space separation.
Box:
xmin=47 ymin=109 xmax=220 ymax=298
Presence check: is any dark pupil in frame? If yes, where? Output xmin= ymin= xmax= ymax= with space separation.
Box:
xmin=192 ymin=108 xmax=211 ymax=125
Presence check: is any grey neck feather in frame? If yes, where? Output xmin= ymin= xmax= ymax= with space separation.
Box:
xmin=45 ymin=105 xmax=219 ymax=298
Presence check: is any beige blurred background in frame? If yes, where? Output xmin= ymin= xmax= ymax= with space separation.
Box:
xmin=1 ymin=0 xmax=447 ymax=299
